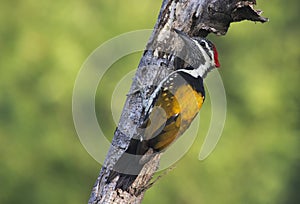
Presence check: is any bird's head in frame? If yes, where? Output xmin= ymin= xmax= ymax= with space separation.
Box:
xmin=174 ymin=29 xmax=220 ymax=78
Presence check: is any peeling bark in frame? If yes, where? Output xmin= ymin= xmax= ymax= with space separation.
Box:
xmin=88 ymin=0 xmax=267 ymax=203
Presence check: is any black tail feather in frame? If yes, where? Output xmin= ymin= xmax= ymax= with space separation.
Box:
xmin=106 ymin=139 xmax=150 ymax=190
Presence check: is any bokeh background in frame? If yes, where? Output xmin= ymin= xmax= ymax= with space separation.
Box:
xmin=1 ymin=0 xmax=299 ymax=203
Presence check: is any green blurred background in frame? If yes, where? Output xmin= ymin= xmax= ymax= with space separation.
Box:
xmin=1 ymin=0 xmax=299 ymax=203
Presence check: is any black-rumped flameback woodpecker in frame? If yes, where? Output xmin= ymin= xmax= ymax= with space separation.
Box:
xmin=107 ymin=29 xmax=221 ymax=190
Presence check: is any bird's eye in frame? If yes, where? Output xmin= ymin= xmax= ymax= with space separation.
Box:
xmin=200 ymin=41 xmax=206 ymax=47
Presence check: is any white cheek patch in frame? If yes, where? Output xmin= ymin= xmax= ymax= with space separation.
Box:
xmin=192 ymin=39 xmax=214 ymax=78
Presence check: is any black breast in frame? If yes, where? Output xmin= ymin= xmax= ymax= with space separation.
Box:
xmin=178 ymin=71 xmax=205 ymax=97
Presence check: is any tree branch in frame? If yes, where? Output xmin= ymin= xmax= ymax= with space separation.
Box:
xmin=88 ymin=0 xmax=267 ymax=203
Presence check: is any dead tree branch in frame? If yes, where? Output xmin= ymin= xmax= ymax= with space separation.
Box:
xmin=88 ymin=0 xmax=267 ymax=203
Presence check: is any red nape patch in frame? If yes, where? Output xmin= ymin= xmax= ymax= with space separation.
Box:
xmin=213 ymin=46 xmax=220 ymax=68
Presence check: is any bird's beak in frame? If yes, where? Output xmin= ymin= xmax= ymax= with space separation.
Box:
xmin=173 ymin=29 xmax=192 ymax=45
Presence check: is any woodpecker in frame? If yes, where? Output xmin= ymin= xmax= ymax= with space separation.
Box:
xmin=107 ymin=29 xmax=220 ymax=190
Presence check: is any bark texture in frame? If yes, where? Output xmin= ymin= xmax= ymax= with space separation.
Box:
xmin=88 ymin=0 xmax=267 ymax=203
